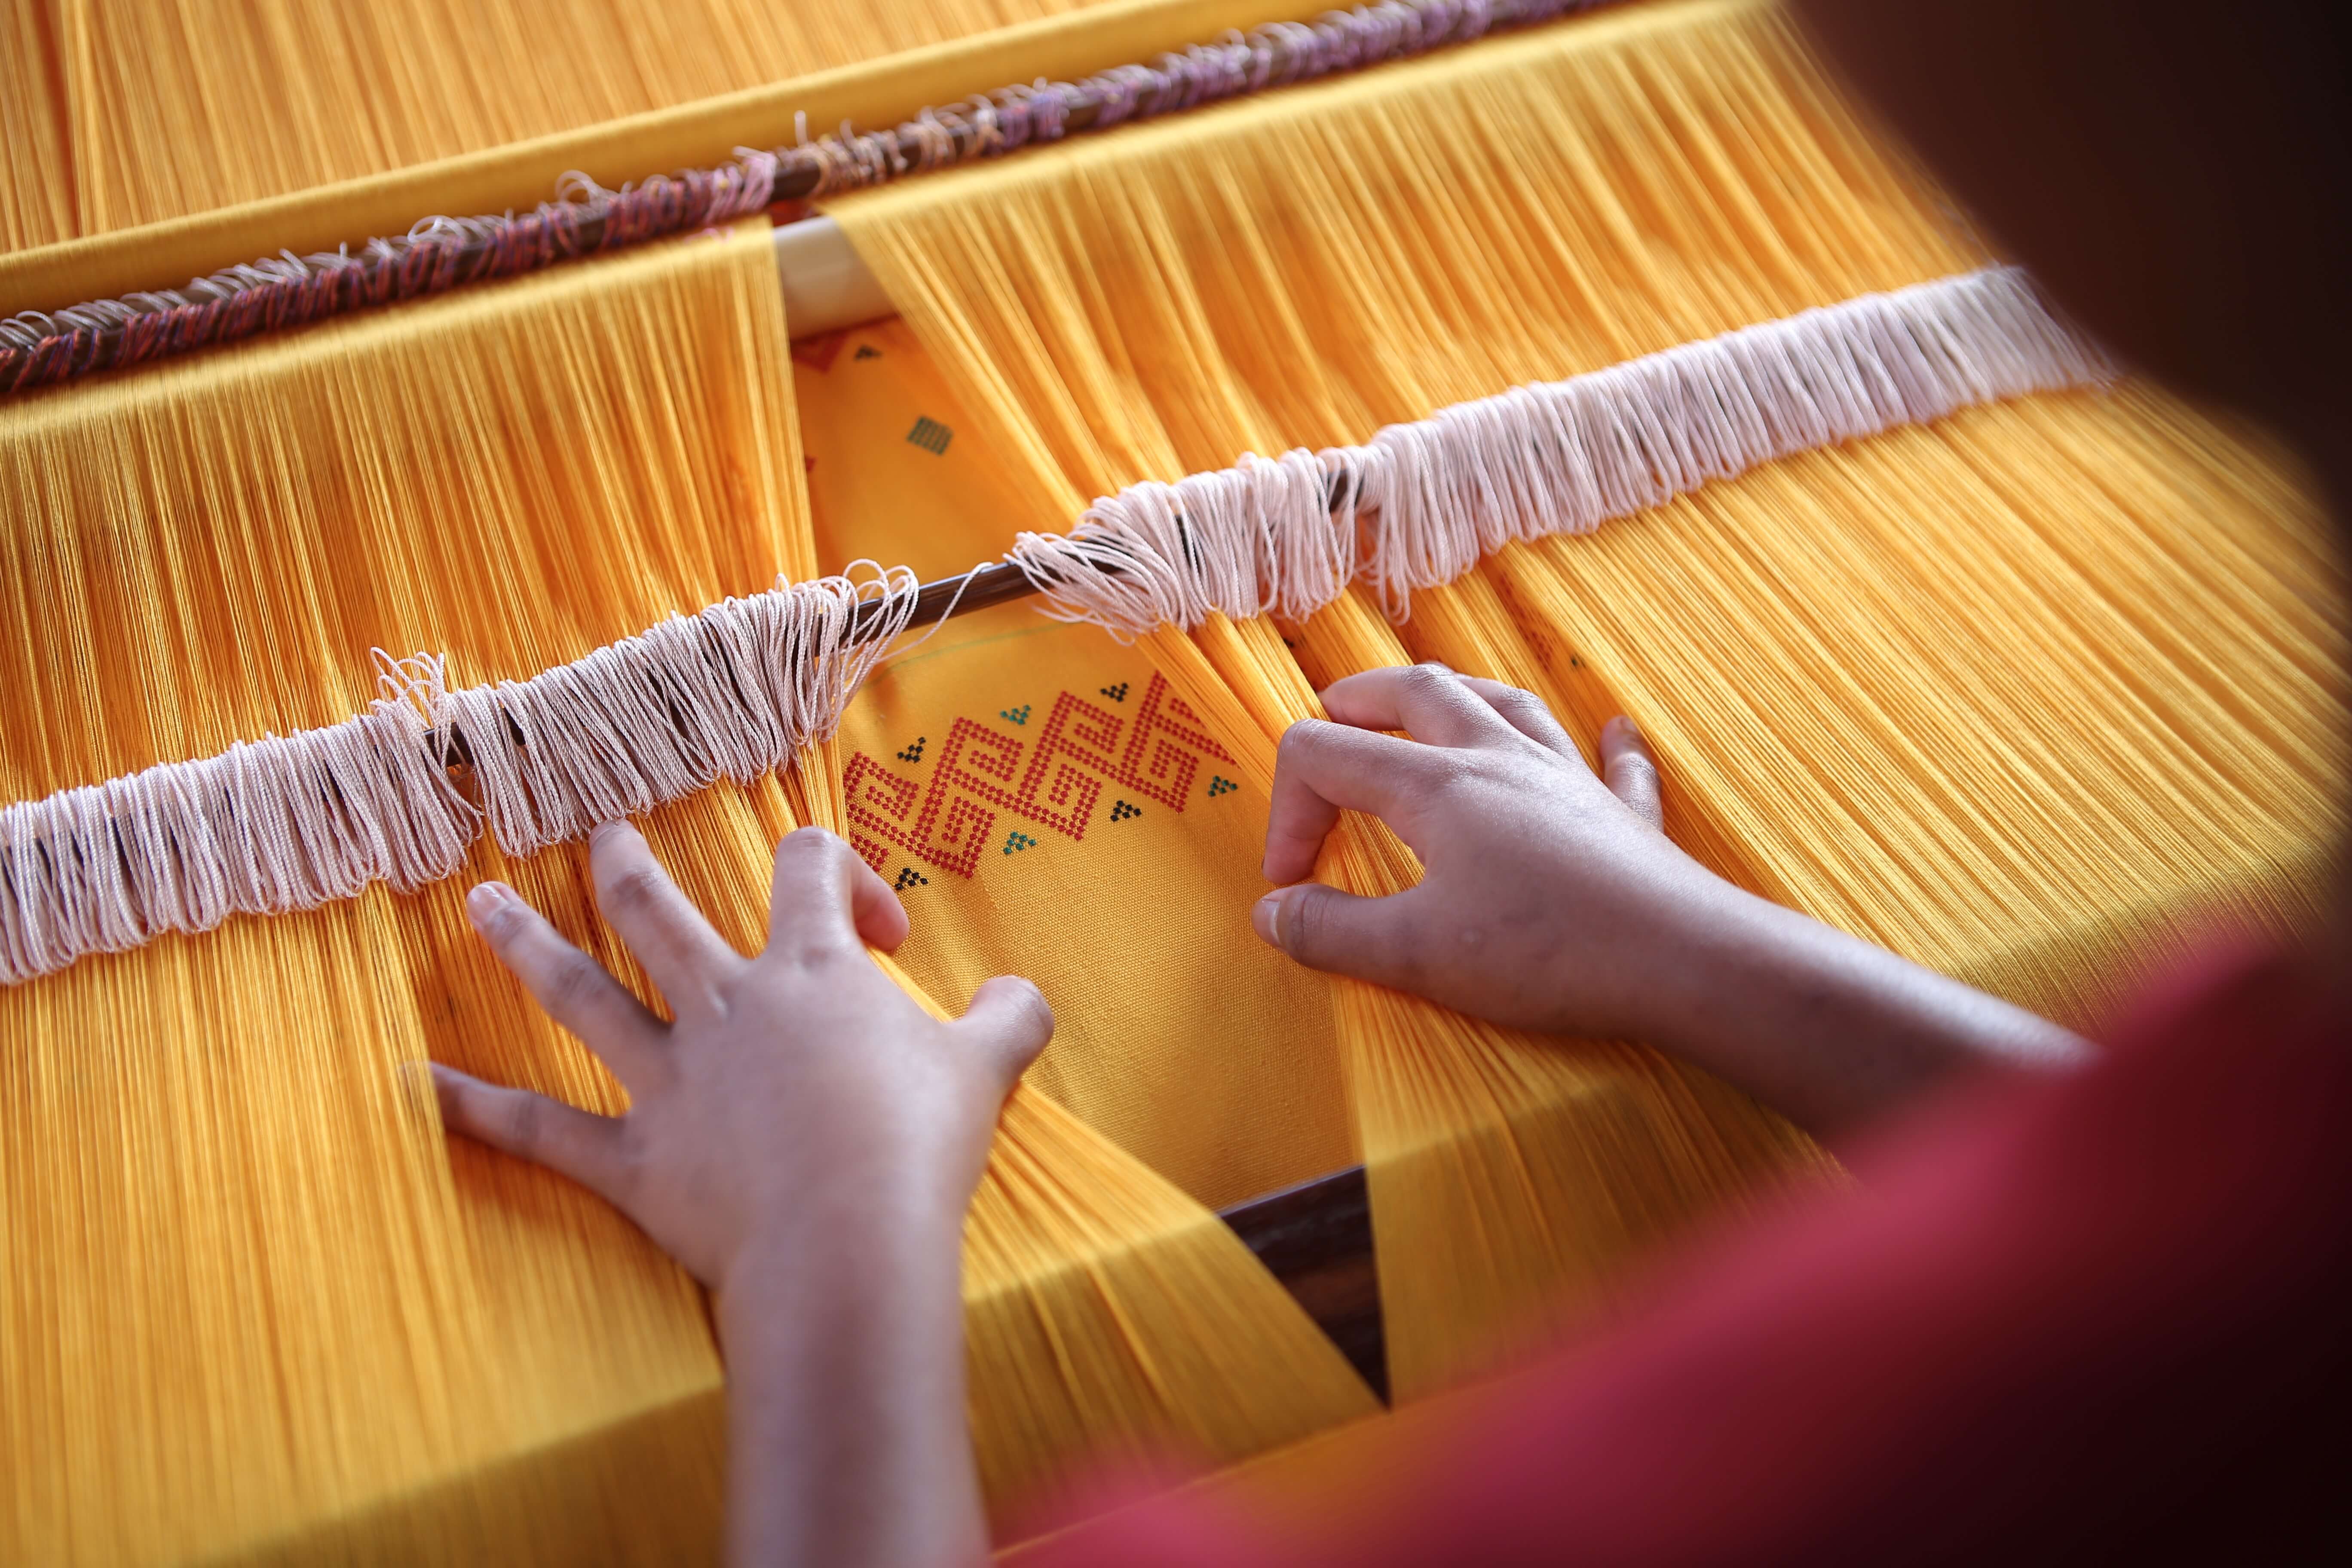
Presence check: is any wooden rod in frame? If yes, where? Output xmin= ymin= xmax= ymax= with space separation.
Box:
xmin=855 ymin=558 xmax=1042 ymax=632
xmin=1218 ymin=1164 xmax=1385 ymax=1401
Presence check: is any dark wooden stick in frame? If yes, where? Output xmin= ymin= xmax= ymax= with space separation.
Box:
xmin=855 ymin=558 xmax=1042 ymax=633
xmin=1218 ymin=1164 xmax=1386 ymax=1402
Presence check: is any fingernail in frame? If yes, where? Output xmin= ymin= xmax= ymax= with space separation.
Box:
xmin=1252 ymin=890 xmax=1285 ymax=949
xmin=1605 ymin=714 xmax=1644 ymax=744
xmin=426 ymin=1063 xmax=473 ymax=1126
xmin=465 ymin=881 xmax=512 ymax=929
xmin=590 ymin=819 xmax=628 ymax=845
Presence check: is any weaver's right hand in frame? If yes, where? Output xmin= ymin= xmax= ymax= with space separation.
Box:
xmin=1253 ymin=663 xmax=1733 ymax=1045
xmin=1252 ymin=664 xmax=2089 ymax=1133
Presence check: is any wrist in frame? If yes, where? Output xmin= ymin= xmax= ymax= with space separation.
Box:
xmin=712 ymin=1169 xmax=986 ymax=1568
xmin=1611 ymin=881 xmax=2089 ymax=1135
xmin=716 ymin=1164 xmax=974 ymax=1326
xmin=1568 ymin=862 xmax=1776 ymax=1044
xmin=1626 ymin=881 xmax=1843 ymax=1052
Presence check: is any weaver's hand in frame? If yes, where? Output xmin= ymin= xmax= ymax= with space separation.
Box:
xmin=430 ymin=822 xmax=1051 ymax=1298
xmin=1254 ymin=665 xmax=2088 ymax=1133
xmin=435 ymin=822 xmax=1043 ymax=1568
xmin=1253 ymin=664 xmax=1721 ymax=1043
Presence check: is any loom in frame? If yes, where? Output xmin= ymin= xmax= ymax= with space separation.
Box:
xmin=2 ymin=0 xmax=2343 ymax=1561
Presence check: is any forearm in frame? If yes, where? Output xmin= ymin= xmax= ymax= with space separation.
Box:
xmin=717 ymin=1203 xmax=984 ymax=1568
xmin=1635 ymin=885 xmax=2092 ymax=1137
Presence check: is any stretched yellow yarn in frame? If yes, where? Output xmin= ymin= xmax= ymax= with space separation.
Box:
xmin=0 ymin=219 xmax=1373 ymax=1562
xmin=0 ymin=224 xmax=791 ymax=1566
xmin=830 ymin=0 xmax=2347 ymax=1391
xmin=0 ymin=0 xmax=1102 ymax=249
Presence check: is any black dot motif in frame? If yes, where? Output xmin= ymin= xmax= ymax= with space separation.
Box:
xmin=854 ymin=344 xmax=882 ymax=360
xmin=896 ymin=736 xmax=928 ymax=764
xmin=1206 ymin=775 xmax=1238 ymax=798
xmin=906 ymin=416 xmax=953 ymax=455
xmin=1099 ymin=682 xmax=1130 ymax=702
xmin=998 ymin=704 xmax=1032 ymax=726
xmin=1109 ymin=799 xmax=1143 ymax=823
xmin=1002 ymin=830 xmax=1038 ymax=856
xmin=893 ymin=867 xmax=930 ymax=891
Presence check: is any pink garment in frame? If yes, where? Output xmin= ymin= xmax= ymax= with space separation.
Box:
xmin=1031 ymin=942 xmax=2352 ymax=1563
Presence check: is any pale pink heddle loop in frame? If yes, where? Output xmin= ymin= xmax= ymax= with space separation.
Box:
xmin=0 ymin=569 xmax=919 ymax=986
xmin=1011 ymin=268 xmax=2110 ymax=633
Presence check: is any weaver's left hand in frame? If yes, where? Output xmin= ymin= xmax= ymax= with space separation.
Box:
xmin=434 ymin=822 xmax=1044 ymax=1567
xmin=429 ymin=822 xmax=1052 ymax=1301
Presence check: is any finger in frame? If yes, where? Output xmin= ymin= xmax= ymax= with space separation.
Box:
xmin=1265 ymin=720 xmax=1440 ymax=884
xmin=766 ymin=827 xmax=867 ymax=962
xmin=1318 ymin=663 xmax=1510 ymax=748
xmin=1601 ymin=716 xmax=1665 ymax=832
xmin=956 ymin=976 xmax=1055 ymax=1092
xmin=588 ymin=821 xmax=743 ymax=1018
xmin=1251 ymin=882 xmax=1427 ymax=991
xmin=466 ymin=881 xmax=668 ymax=1089
xmin=430 ymin=1063 xmax=634 ymax=1207
xmin=848 ymin=854 xmax=910 ymax=952
xmin=1453 ymin=676 xmax=1586 ymax=765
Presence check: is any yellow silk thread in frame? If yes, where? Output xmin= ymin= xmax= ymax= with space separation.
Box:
xmin=0 ymin=0 xmax=1103 ymax=251
xmin=829 ymin=0 xmax=2347 ymax=1393
xmin=0 ymin=217 xmax=1373 ymax=1562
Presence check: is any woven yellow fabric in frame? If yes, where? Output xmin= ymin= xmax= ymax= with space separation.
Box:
xmin=797 ymin=317 xmax=1356 ymax=1208
xmin=829 ymin=0 xmax=2346 ymax=1393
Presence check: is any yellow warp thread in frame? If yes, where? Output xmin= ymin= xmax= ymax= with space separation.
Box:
xmin=831 ymin=0 xmax=1980 ymax=518
xmin=0 ymin=219 xmax=1373 ymax=1562
xmin=1466 ymin=395 xmax=2346 ymax=1029
xmin=0 ymin=0 xmax=1103 ymax=251
xmin=0 ymin=227 xmax=803 ymax=776
xmin=0 ymin=1 xmax=1317 ymax=318
xmin=0 ymin=224 xmax=793 ymax=1566
xmin=3 ymin=0 xmax=2340 ymax=1549
xmin=829 ymin=0 xmax=2346 ymax=1393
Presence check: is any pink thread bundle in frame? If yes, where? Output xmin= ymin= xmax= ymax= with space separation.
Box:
xmin=1009 ymin=270 xmax=2111 ymax=631
xmin=0 ymin=570 xmax=917 ymax=985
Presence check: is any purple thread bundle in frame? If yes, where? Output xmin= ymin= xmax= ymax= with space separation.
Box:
xmin=0 ymin=0 xmax=1601 ymax=395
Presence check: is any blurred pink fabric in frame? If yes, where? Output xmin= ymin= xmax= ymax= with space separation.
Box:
xmin=1028 ymin=940 xmax=2352 ymax=1563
